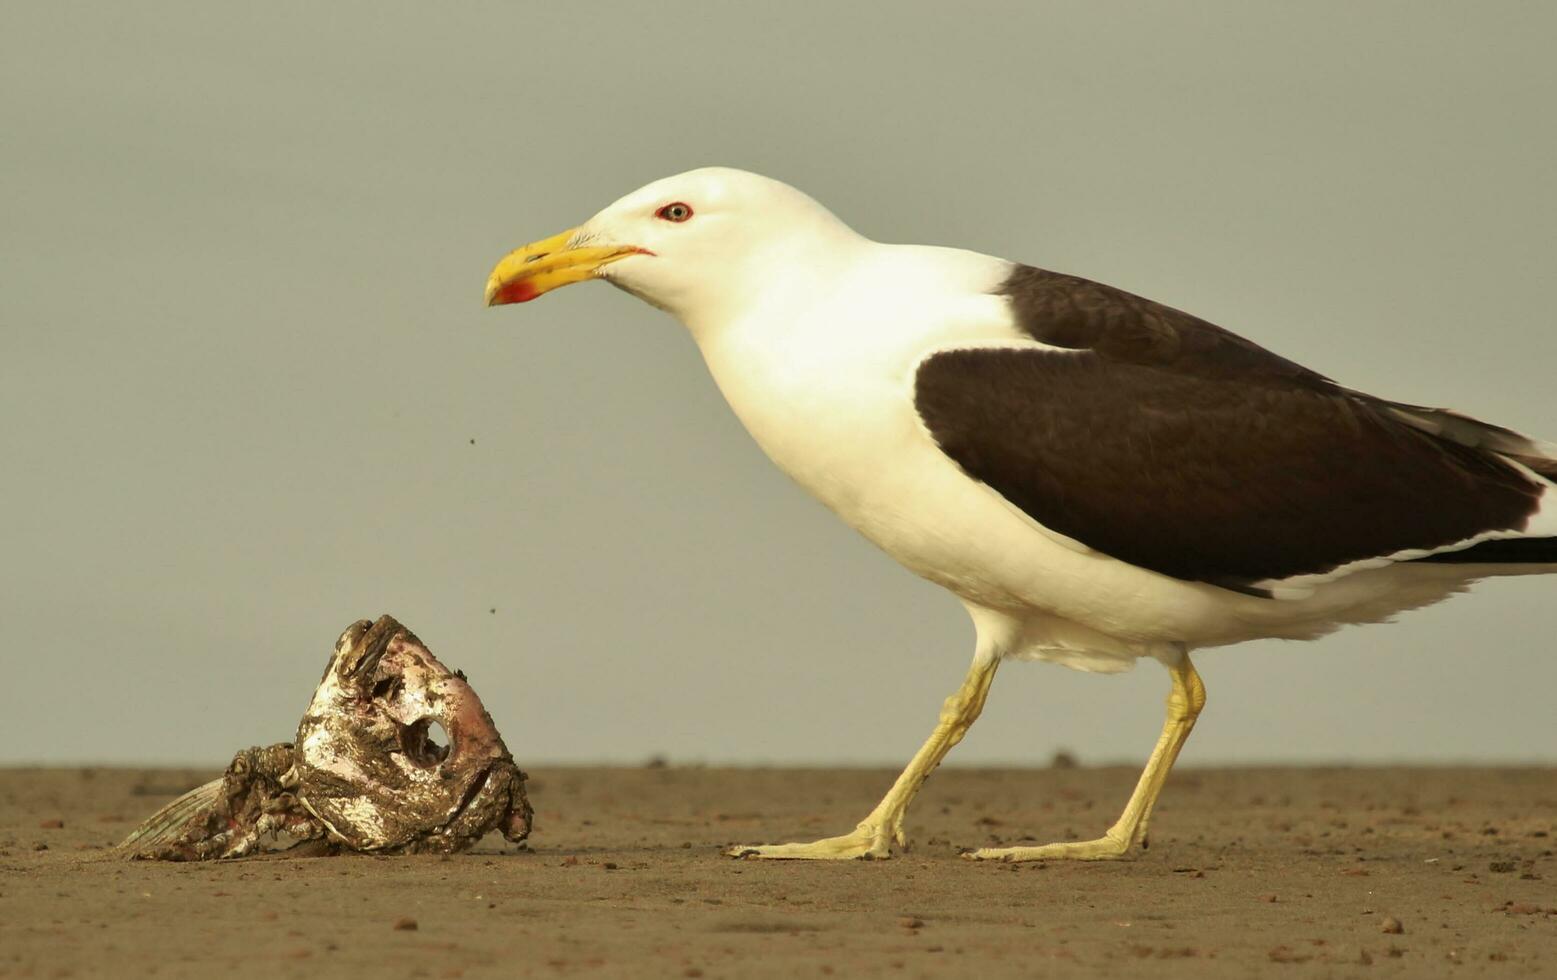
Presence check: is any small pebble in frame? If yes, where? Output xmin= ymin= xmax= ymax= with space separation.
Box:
xmin=393 ymin=916 xmax=418 ymax=931
xmin=1380 ymin=916 xmax=1405 ymax=934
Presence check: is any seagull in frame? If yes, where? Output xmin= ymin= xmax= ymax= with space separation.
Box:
xmin=485 ymin=168 xmax=1557 ymax=861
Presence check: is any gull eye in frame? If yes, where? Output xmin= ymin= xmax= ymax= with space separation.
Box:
xmin=655 ymin=202 xmax=693 ymax=223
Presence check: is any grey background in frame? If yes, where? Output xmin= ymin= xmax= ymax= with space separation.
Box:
xmin=3 ymin=2 xmax=1553 ymax=768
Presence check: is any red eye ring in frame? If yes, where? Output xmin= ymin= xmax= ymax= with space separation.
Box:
xmin=655 ymin=202 xmax=694 ymax=222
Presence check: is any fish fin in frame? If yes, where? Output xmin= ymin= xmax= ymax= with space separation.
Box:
xmin=117 ymin=778 xmax=224 ymax=855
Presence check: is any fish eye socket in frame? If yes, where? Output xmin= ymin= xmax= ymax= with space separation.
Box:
xmin=655 ymin=202 xmax=693 ymax=222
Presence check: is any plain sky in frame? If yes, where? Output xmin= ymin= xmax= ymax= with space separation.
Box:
xmin=3 ymin=2 xmax=1554 ymax=768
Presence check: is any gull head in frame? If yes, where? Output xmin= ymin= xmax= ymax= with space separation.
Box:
xmin=485 ymin=167 xmax=864 ymax=327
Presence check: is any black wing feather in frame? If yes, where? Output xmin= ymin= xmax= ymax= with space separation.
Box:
xmin=913 ymin=266 xmax=1545 ymax=591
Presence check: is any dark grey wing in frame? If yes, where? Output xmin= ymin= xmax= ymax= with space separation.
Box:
xmin=911 ymin=266 xmax=1546 ymax=594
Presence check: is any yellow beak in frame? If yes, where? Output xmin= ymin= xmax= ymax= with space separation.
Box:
xmin=484 ymin=227 xmax=645 ymax=306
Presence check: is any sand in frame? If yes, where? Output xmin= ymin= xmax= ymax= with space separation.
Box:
xmin=2 ymin=765 xmax=1553 ymax=978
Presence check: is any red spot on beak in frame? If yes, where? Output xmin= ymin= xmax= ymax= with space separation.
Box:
xmin=492 ymin=279 xmax=539 ymax=305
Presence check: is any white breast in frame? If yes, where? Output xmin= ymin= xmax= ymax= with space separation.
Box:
xmin=690 ymin=245 xmax=1138 ymax=615
xmin=693 ymin=246 xmax=1013 ymax=534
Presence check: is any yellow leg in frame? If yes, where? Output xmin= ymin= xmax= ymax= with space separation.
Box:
xmin=728 ymin=655 xmax=1001 ymax=860
xmin=966 ymin=654 xmax=1206 ymax=862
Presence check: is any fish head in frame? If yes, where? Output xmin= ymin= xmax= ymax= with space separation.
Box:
xmin=294 ymin=615 xmax=532 ymax=851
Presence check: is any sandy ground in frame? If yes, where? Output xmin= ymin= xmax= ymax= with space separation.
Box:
xmin=1 ymin=765 xmax=1553 ymax=979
